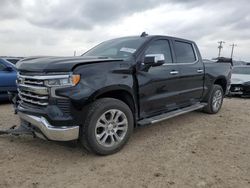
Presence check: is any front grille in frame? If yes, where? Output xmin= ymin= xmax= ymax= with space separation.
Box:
xmin=17 ymin=74 xmax=49 ymax=106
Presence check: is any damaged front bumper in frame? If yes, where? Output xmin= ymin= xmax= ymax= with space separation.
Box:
xmin=18 ymin=112 xmax=79 ymax=141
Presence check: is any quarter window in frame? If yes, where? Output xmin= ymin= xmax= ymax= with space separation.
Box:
xmin=145 ymin=40 xmax=173 ymax=63
xmin=174 ymin=41 xmax=196 ymax=63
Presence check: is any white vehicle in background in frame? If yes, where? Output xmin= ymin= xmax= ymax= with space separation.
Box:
xmin=230 ymin=66 xmax=250 ymax=97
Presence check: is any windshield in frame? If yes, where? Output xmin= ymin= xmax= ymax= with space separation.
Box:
xmin=82 ymin=37 xmax=147 ymax=59
xmin=233 ymin=67 xmax=250 ymax=74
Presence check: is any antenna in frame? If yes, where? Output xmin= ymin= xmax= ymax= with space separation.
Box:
xmin=230 ymin=43 xmax=237 ymax=59
xmin=217 ymin=41 xmax=225 ymax=57
xmin=140 ymin=32 xmax=148 ymax=37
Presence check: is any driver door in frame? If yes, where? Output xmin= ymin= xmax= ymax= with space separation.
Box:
xmin=137 ymin=39 xmax=182 ymax=118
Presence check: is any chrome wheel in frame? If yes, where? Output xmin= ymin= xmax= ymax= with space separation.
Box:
xmin=95 ymin=109 xmax=128 ymax=148
xmin=212 ymin=90 xmax=223 ymax=112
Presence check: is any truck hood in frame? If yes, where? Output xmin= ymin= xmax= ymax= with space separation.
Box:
xmin=231 ymin=74 xmax=250 ymax=84
xmin=16 ymin=56 xmax=124 ymax=73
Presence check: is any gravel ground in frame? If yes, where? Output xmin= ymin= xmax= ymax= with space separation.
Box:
xmin=0 ymin=98 xmax=250 ymax=188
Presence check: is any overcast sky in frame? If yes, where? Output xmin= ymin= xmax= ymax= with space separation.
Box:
xmin=1 ymin=0 xmax=250 ymax=61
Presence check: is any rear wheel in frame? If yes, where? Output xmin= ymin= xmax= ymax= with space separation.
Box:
xmin=203 ymin=84 xmax=224 ymax=114
xmin=80 ymin=98 xmax=134 ymax=155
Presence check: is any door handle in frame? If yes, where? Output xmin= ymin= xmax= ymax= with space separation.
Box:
xmin=170 ymin=70 xmax=179 ymax=75
xmin=197 ymin=69 xmax=204 ymax=73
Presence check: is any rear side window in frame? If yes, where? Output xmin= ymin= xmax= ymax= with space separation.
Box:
xmin=145 ymin=40 xmax=173 ymax=63
xmin=174 ymin=41 xmax=196 ymax=63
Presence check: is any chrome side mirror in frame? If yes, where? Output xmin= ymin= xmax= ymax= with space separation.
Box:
xmin=144 ymin=54 xmax=165 ymax=67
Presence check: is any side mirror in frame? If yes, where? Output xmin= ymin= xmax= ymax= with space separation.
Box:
xmin=3 ymin=66 xmax=14 ymax=72
xmin=144 ymin=54 xmax=165 ymax=67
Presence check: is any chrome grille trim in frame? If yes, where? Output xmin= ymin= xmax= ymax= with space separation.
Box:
xmin=17 ymin=72 xmax=72 ymax=107
xmin=18 ymin=84 xmax=48 ymax=95
xmin=18 ymin=89 xmax=48 ymax=100
xmin=22 ymin=80 xmax=44 ymax=86
xmin=19 ymin=95 xmax=48 ymax=106
xmin=18 ymin=74 xmax=70 ymax=80
xmin=18 ymin=74 xmax=49 ymax=106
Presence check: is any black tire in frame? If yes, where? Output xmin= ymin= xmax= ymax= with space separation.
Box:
xmin=80 ymin=98 xmax=134 ymax=155
xmin=203 ymin=84 xmax=224 ymax=114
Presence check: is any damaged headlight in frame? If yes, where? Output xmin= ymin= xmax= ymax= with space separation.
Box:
xmin=45 ymin=74 xmax=80 ymax=87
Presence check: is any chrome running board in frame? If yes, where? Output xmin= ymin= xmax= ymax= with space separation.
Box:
xmin=138 ymin=103 xmax=207 ymax=126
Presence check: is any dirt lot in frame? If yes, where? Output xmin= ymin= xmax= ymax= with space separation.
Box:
xmin=0 ymin=98 xmax=250 ymax=188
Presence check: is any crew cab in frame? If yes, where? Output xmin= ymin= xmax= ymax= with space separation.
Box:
xmin=14 ymin=34 xmax=232 ymax=155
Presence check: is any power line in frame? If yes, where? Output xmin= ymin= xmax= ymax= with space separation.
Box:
xmin=230 ymin=43 xmax=237 ymax=59
xmin=218 ymin=41 xmax=225 ymax=57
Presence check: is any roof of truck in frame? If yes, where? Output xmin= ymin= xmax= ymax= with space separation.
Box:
xmin=113 ymin=35 xmax=195 ymax=44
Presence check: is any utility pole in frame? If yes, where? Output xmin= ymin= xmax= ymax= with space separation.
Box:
xmin=218 ymin=41 xmax=225 ymax=57
xmin=230 ymin=43 xmax=237 ymax=59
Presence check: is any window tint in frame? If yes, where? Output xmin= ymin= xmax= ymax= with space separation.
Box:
xmin=145 ymin=40 xmax=173 ymax=63
xmin=174 ymin=41 xmax=196 ymax=63
xmin=0 ymin=62 xmax=6 ymax=71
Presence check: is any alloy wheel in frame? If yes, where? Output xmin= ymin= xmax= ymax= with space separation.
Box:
xmin=212 ymin=90 xmax=223 ymax=112
xmin=95 ymin=109 xmax=128 ymax=147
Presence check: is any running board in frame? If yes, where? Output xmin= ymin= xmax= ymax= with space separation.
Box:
xmin=138 ymin=103 xmax=207 ymax=126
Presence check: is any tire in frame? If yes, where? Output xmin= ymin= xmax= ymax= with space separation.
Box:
xmin=80 ymin=98 xmax=134 ymax=155
xmin=203 ymin=84 xmax=224 ymax=114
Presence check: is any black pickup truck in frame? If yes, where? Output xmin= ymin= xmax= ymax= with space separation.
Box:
xmin=13 ymin=34 xmax=232 ymax=155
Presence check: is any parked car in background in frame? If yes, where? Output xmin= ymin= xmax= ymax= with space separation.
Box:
xmin=230 ymin=66 xmax=250 ymax=97
xmin=0 ymin=58 xmax=19 ymax=101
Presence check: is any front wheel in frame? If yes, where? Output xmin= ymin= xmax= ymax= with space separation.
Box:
xmin=80 ymin=98 xmax=134 ymax=155
xmin=203 ymin=85 xmax=224 ymax=114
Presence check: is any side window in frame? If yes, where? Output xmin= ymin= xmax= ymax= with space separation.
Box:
xmin=145 ymin=40 xmax=173 ymax=63
xmin=174 ymin=41 xmax=196 ymax=63
xmin=0 ymin=62 xmax=6 ymax=71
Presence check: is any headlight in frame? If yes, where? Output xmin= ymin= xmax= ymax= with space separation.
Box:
xmin=234 ymin=87 xmax=242 ymax=91
xmin=45 ymin=74 xmax=80 ymax=87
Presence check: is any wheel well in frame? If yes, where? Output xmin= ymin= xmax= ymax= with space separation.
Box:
xmin=214 ymin=78 xmax=227 ymax=94
xmin=96 ymin=90 xmax=136 ymax=114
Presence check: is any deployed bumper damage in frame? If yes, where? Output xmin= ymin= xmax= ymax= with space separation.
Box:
xmin=0 ymin=111 xmax=79 ymax=141
xmin=18 ymin=112 xmax=79 ymax=141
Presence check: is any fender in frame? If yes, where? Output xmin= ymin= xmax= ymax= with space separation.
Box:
xmin=89 ymin=85 xmax=138 ymax=115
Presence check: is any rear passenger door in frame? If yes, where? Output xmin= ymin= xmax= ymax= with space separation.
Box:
xmin=173 ymin=40 xmax=204 ymax=106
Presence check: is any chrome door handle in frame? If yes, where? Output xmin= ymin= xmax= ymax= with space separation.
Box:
xmin=197 ymin=69 xmax=204 ymax=73
xmin=170 ymin=70 xmax=179 ymax=75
